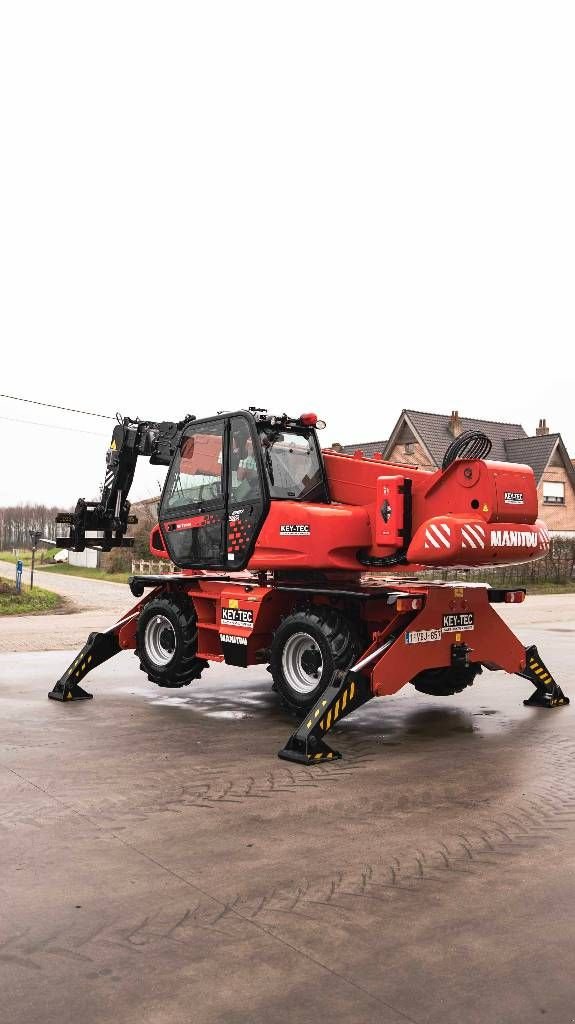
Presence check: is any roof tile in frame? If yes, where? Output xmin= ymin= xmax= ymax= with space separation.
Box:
xmin=504 ymin=434 xmax=560 ymax=483
xmin=341 ymin=440 xmax=388 ymax=458
xmin=400 ymin=410 xmax=526 ymax=466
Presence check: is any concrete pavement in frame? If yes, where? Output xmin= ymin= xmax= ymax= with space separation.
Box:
xmin=0 ymin=604 xmax=574 ymax=1023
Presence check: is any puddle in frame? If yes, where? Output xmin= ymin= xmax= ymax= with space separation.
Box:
xmin=146 ymin=684 xmax=274 ymax=722
xmin=336 ymin=695 xmax=514 ymax=744
xmin=136 ymin=673 xmax=522 ymax=745
xmin=204 ymin=710 xmax=252 ymax=720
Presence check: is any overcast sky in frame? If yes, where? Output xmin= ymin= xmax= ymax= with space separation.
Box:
xmin=1 ymin=2 xmax=573 ymax=508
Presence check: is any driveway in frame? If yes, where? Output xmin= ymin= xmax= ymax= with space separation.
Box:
xmin=0 ymin=559 xmax=131 ymax=653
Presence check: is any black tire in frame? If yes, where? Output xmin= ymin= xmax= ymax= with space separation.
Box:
xmin=136 ymin=593 xmax=208 ymax=688
xmin=269 ymin=606 xmax=360 ymax=714
xmin=411 ymin=664 xmax=481 ymax=696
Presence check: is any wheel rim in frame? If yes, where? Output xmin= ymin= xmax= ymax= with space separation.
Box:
xmin=144 ymin=614 xmax=176 ymax=667
xmin=281 ymin=632 xmax=323 ymax=695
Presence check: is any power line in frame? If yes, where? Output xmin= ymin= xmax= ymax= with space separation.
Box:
xmin=0 ymin=413 xmax=110 ymax=438
xmin=0 ymin=392 xmax=114 ymax=420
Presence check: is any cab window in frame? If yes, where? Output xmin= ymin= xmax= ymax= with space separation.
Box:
xmin=258 ymin=427 xmax=326 ymax=501
xmin=165 ymin=422 xmax=224 ymax=509
xmin=229 ymin=416 xmax=262 ymax=503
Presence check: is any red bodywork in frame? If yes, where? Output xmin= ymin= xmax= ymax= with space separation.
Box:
xmin=122 ymin=444 xmax=554 ymax=723
xmin=154 ymin=448 xmax=548 ymax=572
xmin=132 ymin=445 xmax=548 ymax=705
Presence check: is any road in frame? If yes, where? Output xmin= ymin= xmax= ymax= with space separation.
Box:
xmin=0 ymin=559 xmax=131 ymax=652
xmin=0 ymin=590 xmax=574 ymax=1023
xmin=2 ymin=556 xmax=575 ymax=653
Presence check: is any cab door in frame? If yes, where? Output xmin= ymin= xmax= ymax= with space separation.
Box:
xmin=160 ymin=418 xmax=227 ymax=568
xmin=225 ymin=414 xmax=267 ymax=569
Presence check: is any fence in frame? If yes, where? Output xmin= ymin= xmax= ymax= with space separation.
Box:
xmin=131 ymin=539 xmax=575 ymax=585
xmin=420 ymin=536 xmax=575 ymax=586
xmin=131 ymin=559 xmax=176 ymax=575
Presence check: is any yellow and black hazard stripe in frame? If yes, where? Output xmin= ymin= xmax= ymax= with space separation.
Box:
xmin=527 ymin=655 xmax=555 ymax=687
xmin=278 ymin=671 xmax=372 ymax=764
xmin=522 ymin=645 xmax=569 ymax=709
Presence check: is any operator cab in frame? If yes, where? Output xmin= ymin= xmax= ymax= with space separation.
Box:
xmin=159 ymin=409 xmax=328 ymax=569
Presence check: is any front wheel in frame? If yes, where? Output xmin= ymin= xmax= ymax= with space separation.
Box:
xmin=136 ymin=593 xmax=207 ymax=687
xmin=269 ymin=607 xmax=360 ymax=714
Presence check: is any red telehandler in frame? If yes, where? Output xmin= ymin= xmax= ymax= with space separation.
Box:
xmin=50 ymin=407 xmax=569 ymax=762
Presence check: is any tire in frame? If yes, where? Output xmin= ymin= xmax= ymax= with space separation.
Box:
xmin=269 ymin=606 xmax=360 ymax=714
xmin=136 ymin=593 xmax=208 ymax=688
xmin=411 ymin=664 xmax=481 ymax=696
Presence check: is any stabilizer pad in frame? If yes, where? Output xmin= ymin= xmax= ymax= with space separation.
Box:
xmin=49 ymin=684 xmax=94 ymax=702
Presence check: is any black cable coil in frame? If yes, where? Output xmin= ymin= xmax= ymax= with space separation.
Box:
xmin=441 ymin=430 xmax=492 ymax=470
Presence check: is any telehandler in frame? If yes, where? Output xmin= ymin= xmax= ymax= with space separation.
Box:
xmin=50 ymin=407 xmax=568 ymax=762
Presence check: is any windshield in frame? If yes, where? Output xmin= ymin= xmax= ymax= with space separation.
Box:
xmin=164 ymin=423 xmax=224 ymax=511
xmin=258 ymin=427 xmax=326 ymax=501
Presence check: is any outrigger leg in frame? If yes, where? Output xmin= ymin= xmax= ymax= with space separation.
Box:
xmin=48 ymin=630 xmax=121 ymax=702
xmin=519 ymin=645 xmax=570 ymax=708
xmin=278 ymin=669 xmax=372 ymax=764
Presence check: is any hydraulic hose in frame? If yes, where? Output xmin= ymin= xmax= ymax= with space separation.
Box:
xmin=442 ymin=430 xmax=492 ymax=470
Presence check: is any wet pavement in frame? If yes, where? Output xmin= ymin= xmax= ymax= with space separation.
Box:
xmin=0 ymin=615 xmax=574 ymax=1023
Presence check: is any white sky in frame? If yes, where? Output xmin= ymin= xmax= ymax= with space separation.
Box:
xmin=1 ymin=2 xmax=574 ymax=508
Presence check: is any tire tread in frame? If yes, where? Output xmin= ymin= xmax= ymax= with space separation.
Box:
xmin=136 ymin=592 xmax=208 ymax=688
xmin=270 ymin=605 xmax=360 ymax=714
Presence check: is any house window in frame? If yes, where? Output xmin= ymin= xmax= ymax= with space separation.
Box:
xmin=404 ymin=442 xmax=414 ymax=455
xmin=543 ymin=481 xmax=565 ymax=505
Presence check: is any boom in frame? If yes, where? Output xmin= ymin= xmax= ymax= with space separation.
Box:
xmin=56 ymin=414 xmax=195 ymax=551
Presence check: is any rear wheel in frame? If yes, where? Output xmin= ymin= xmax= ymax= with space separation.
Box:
xmin=270 ymin=607 xmax=360 ymax=714
xmin=136 ymin=593 xmax=208 ymax=687
xmin=411 ymin=664 xmax=481 ymax=696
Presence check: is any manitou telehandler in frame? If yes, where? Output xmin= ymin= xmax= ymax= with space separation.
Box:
xmin=50 ymin=407 xmax=568 ymax=762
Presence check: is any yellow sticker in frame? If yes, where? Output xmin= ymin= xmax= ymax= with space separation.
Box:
xmin=228 ymin=598 xmax=239 ymax=608
xmin=454 ymin=587 xmax=464 ymax=598
xmin=482 ymin=504 xmax=489 ymax=513
xmin=456 ymin=632 xmax=461 ymax=642
xmin=110 ymin=439 xmax=117 ymax=451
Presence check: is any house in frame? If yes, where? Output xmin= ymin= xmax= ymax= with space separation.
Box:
xmin=129 ymin=496 xmax=161 ymax=526
xmin=341 ymin=410 xmax=575 ymax=536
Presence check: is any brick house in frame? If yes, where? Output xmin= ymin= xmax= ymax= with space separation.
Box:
xmin=129 ymin=495 xmax=161 ymax=527
xmin=342 ymin=410 xmax=575 ymax=536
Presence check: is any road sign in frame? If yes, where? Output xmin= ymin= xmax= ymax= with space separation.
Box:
xmin=16 ymin=559 xmax=23 ymax=594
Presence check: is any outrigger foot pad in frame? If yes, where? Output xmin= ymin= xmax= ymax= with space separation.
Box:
xmin=278 ymin=669 xmax=372 ymax=764
xmin=49 ymin=683 xmax=93 ymax=702
xmin=520 ymin=645 xmax=570 ymax=709
xmin=48 ymin=631 xmax=121 ymax=703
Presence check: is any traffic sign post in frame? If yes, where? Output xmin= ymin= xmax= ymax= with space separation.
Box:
xmin=29 ymin=530 xmax=42 ymax=590
xmin=16 ymin=559 xmax=23 ymax=594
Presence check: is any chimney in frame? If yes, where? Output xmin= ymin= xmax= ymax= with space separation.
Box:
xmin=448 ymin=410 xmax=462 ymax=437
xmin=536 ymin=418 xmax=549 ymax=436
